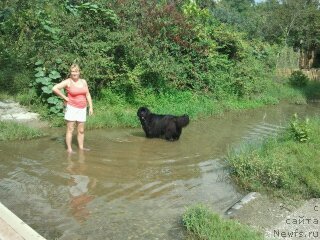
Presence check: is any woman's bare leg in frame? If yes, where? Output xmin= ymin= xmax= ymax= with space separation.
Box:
xmin=77 ymin=122 xmax=89 ymax=150
xmin=66 ymin=121 xmax=75 ymax=153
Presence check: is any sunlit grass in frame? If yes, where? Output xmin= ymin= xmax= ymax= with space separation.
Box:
xmin=227 ymin=117 xmax=320 ymax=199
xmin=85 ymin=85 xmax=306 ymax=129
xmin=183 ymin=204 xmax=263 ymax=240
xmin=1 ymin=79 xmax=308 ymax=130
xmin=0 ymin=121 xmax=46 ymax=141
xmin=85 ymin=89 xmax=223 ymax=129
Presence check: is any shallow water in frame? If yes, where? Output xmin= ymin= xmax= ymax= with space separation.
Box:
xmin=0 ymin=102 xmax=319 ymax=240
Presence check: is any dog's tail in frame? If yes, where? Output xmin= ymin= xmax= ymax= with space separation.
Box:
xmin=175 ymin=115 xmax=189 ymax=128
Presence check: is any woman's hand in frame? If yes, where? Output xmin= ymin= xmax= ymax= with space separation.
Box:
xmin=89 ymin=107 xmax=93 ymax=116
xmin=64 ymin=97 xmax=69 ymax=106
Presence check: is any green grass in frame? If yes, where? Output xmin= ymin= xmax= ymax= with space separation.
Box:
xmin=83 ymin=84 xmax=307 ymax=129
xmin=0 ymin=121 xmax=46 ymax=141
xmin=82 ymin=89 xmax=225 ymax=129
xmin=0 ymin=78 xmax=311 ymax=130
xmin=303 ymin=81 xmax=320 ymax=100
xmin=0 ymin=92 xmax=14 ymax=101
xmin=183 ymin=205 xmax=263 ymax=240
xmin=227 ymin=116 xmax=320 ymax=199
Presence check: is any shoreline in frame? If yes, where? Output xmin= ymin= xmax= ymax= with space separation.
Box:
xmin=225 ymin=193 xmax=319 ymax=239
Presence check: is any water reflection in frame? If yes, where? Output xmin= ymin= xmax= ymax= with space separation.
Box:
xmin=66 ymin=151 xmax=97 ymax=223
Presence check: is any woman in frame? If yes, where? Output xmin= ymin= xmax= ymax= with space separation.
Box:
xmin=52 ymin=64 xmax=93 ymax=153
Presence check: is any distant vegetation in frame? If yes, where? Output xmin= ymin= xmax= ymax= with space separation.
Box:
xmin=1 ymin=0 xmax=319 ymax=127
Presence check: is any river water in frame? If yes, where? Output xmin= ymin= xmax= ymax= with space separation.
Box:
xmin=0 ymin=102 xmax=319 ymax=240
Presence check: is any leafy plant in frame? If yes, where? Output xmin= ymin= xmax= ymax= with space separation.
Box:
xmin=289 ymin=70 xmax=309 ymax=87
xmin=31 ymin=60 xmax=64 ymax=116
xmin=64 ymin=1 xmax=119 ymax=27
xmin=289 ymin=113 xmax=310 ymax=142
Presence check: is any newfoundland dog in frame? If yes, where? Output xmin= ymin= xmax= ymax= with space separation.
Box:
xmin=137 ymin=107 xmax=189 ymax=141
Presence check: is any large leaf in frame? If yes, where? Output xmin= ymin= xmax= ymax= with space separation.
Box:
xmin=41 ymin=85 xmax=53 ymax=94
xmin=55 ymin=58 xmax=62 ymax=64
xmin=35 ymin=71 xmax=45 ymax=78
xmin=35 ymin=60 xmax=44 ymax=66
xmin=47 ymin=96 xmax=59 ymax=104
xmin=49 ymin=70 xmax=61 ymax=79
xmin=49 ymin=106 xmax=59 ymax=113
xmin=36 ymin=77 xmax=51 ymax=85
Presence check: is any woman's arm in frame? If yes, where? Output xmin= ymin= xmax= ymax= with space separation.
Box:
xmin=84 ymin=80 xmax=93 ymax=115
xmin=52 ymin=79 xmax=69 ymax=102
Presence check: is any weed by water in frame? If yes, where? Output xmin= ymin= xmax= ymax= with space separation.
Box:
xmin=0 ymin=121 xmax=46 ymax=141
xmin=183 ymin=204 xmax=263 ymax=240
xmin=227 ymin=117 xmax=320 ymax=199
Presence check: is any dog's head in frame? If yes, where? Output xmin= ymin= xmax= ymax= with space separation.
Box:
xmin=137 ymin=107 xmax=150 ymax=120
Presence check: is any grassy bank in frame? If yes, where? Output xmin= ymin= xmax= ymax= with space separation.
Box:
xmin=180 ymin=82 xmax=318 ymax=240
xmin=80 ymin=83 xmax=306 ymax=129
xmin=0 ymin=121 xmax=46 ymax=141
xmin=227 ymin=116 xmax=320 ymax=199
xmin=0 ymin=80 xmax=306 ymax=142
xmin=183 ymin=205 xmax=263 ymax=240
xmin=12 ymin=81 xmax=307 ymax=129
xmin=182 ymin=114 xmax=320 ymax=240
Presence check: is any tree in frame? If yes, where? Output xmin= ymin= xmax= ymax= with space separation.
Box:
xmin=220 ymin=0 xmax=255 ymax=13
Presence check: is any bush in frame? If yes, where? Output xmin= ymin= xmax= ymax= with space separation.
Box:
xmin=289 ymin=70 xmax=309 ymax=87
xmin=288 ymin=113 xmax=310 ymax=143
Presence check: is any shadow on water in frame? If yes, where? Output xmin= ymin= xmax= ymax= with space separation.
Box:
xmin=0 ymin=102 xmax=320 ymax=239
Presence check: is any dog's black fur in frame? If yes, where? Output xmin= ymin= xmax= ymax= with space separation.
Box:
xmin=137 ymin=107 xmax=189 ymax=141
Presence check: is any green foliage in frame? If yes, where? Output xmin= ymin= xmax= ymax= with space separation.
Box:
xmin=289 ymin=113 xmax=310 ymax=143
xmin=64 ymin=1 xmax=119 ymax=27
xmin=0 ymin=0 xmax=297 ymax=118
xmin=183 ymin=204 xmax=263 ymax=240
xmin=228 ymin=140 xmax=287 ymax=190
xmin=303 ymin=81 xmax=320 ymax=100
xmin=227 ymin=116 xmax=320 ymax=199
xmin=276 ymin=46 xmax=299 ymax=70
xmin=85 ymin=89 xmax=221 ymax=129
xmin=31 ymin=60 xmax=64 ymax=116
xmin=220 ymin=0 xmax=255 ymax=13
xmin=0 ymin=121 xmax=45 ymax=141
xmin=289 ymin=70 xmax=309 ymax=87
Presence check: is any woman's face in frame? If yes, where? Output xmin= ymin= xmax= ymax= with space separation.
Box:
xmin=70 ymin=68 xmax=80 ymax=80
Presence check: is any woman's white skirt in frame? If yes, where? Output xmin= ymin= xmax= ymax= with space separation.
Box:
xmin=64 ymin=104 xmax=87 ymax=122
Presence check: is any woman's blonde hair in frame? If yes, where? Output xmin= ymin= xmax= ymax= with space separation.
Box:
xmin=69 ymin=63 xmax=80 ymax=73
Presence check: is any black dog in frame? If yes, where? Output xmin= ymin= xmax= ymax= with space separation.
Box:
xmin=137 ymin=107 xmax=189 ymax=141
